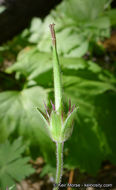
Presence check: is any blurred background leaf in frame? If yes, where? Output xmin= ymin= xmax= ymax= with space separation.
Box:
xmin=0 ymin=138 xmax=34 ymax=190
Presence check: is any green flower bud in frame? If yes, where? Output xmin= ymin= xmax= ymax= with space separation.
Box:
xmin=37 ymin=101 xmax=78 ymax=143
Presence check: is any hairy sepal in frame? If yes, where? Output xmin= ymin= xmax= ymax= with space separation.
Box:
xmin=37 ymin=108 xmax=49 ymax=131
xmin=61 ymin=107 xmax=78 ymax=142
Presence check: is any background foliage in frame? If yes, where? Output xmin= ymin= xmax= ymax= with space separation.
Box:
xmin=0 ymin=0 xmax=116 ymax=188
xmin=0 ymin=138 xmax=34 ymax=190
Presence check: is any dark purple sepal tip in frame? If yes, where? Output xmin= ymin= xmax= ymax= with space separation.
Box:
xmin=71 ymin=104 xmax=75 ymax=112
xmin=50 ymin=100 xmax=55 ymax=111
xmin=43 ymin=101 xmax=50 ymax=118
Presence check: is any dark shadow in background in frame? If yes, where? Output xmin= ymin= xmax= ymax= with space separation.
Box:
xmin=0 ymin=0 xmax=62 ymax=44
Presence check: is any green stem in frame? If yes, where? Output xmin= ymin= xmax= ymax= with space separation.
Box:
xmin=54 ymin=142 xmax=63 ymax=190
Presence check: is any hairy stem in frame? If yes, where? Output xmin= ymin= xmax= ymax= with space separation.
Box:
xmin=54 ymin=142 xmax=63 ymax=190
